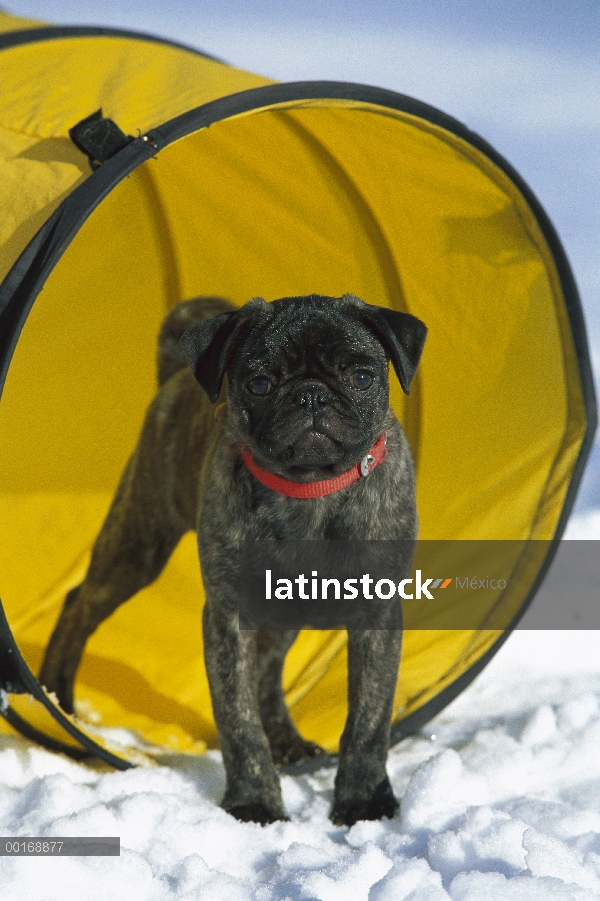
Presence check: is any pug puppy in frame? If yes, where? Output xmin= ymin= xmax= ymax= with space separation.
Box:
xmin=39 ymin=293 xmax=427 ymax=826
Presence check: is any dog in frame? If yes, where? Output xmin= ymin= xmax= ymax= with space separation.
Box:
xmin=39 ymin=293 xmax=427 ymax=826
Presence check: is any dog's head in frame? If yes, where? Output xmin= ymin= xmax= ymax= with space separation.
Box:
xmin=181 ymin=294 xmax=426 ymax=479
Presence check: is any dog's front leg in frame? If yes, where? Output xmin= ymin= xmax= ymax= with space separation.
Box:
xmin=331 ymin=629 xmax=401 ymax=826
xmin=202 ymin=601 xmax=287 ymax=824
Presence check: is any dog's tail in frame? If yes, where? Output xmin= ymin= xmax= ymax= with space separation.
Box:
xmin=157 ymin=296 xmax=237 ymax=387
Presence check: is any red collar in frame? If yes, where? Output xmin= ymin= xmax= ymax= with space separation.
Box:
xmin=240 ymin=433 xmax=388 ymax=499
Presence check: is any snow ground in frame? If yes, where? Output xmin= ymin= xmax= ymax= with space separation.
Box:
xmin=0 ymin=518 xmax=599 ymax=901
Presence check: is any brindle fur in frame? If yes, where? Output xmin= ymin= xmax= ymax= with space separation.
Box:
xmin=40 ymin=294 xmax=426 ymax=827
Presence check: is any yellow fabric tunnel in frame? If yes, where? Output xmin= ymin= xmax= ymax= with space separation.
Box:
xmin=0 ymin=12 xmax=596 ymax=768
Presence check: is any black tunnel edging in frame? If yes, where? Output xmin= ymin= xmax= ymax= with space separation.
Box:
xmin=0 ymin=601 xmax=133 ymax=767
xmin=0 ymin=25 xmax=225 ymax=62
xmin=0 ymin=75 xmax=596 ymax=764
xmin=1 ymin=705 xmax=89 ymax=760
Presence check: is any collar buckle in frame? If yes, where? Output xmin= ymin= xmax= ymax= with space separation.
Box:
xmin=360 ymin=454 xmax=376 ymax=477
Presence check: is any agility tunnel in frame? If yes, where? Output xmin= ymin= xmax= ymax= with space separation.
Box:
xmin=0 ymin=11 xmax=596 ymax=768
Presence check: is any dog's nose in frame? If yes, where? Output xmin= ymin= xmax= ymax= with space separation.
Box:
xmin=292 ymin=384 xmax=330 ymax=413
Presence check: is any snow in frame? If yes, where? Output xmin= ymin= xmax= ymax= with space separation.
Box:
xmin=1 ymin=517 xmax=600 ymax=899
xmin=2 ymin=674 xmax=600 ymax=901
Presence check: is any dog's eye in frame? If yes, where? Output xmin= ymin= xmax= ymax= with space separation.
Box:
xmin=247 ymin=377 xmax=273 ymax=396
xmin=350 ymin=370 xmax=374 ymax=390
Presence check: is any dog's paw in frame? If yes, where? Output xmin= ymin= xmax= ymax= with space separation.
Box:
xmin=225 ymin=803 xmax=289 ymax=825
xmin=330 ymin=777 xmax=399 ymax=827
xmin=38 ymin=668 xmax=74 ymax=715
xmin=271 ymin=736 xmax=326 ymax=766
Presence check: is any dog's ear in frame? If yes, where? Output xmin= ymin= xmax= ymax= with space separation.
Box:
xmin=371 ymin=307 xmax=427 ymax=394
xmin=180 ymin=310 xmax=239 ymax=403
xmin=356 ymin=304 xmax=427 ymax=395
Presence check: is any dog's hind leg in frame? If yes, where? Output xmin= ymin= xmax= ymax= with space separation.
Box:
xmin=39 ymin=519 xmax=186 ymax=715
xmin=255 ymin=630 xmax=325 ymax=765
xmin=39 ymin=442 xmax=189 ymax=714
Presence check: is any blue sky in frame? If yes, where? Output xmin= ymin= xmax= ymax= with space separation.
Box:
xmin=5 ymin=0 xmax=600 ymax=511
xmin=6 ymin=1 xmax=600 ymax=47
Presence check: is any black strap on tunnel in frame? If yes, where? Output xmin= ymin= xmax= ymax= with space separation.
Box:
xmin=69 ymin=110 xmax=134 ymax=171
